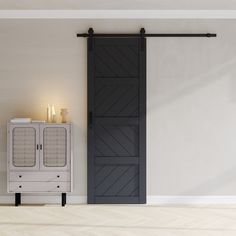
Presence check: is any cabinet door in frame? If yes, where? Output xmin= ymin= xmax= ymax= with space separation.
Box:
xmin=9 ymin=124 xmax=40 ymax=170
xmin=40 ymin=124 xmax=71 ymax=171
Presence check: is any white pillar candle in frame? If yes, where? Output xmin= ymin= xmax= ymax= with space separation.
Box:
xmin=51 ymin=105 xmax=56 ymax=123
xmin=47 ymin=104 xmax=51 ymax=123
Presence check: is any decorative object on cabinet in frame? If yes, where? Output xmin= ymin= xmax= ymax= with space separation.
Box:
xmin=47 ymin=104 xmax=51 ymax=122
xmin=7 ymin=122 xmax=72 ymax=206
xmin=10 ymin=118 xmax=31 ymax=123
xmin=60 ymin=108 xmax=68 ymax=123
xmin=51 ymin=105 xmax=56 ymax=123
xmin=47 ymin=104 xmax=57 ymax=123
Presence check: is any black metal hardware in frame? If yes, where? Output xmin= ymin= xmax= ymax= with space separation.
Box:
xmin=88 ymin=27 xmax=94 ymax=36
xmin=78 ymin=33 xmax=217 ymax=37
xmin=88 ymin=28 xmax=94 ymax=51
xmin=89 ymin=111 xmax=93 ymax=128
xmin=62 ymin=193 xmax=66 ymax=207
xmin=140 ymin=28 xmax=145 ymax=51
xmin=36 ymin=144 xmax=39 ymax=150
xmin=57 ymin=175 xmax=60 ymax=178
xmin=19 ymin=175 xmax=22 ymax=178
xmin=77 ymin=28 xmax=217 ymax=38
xmin=57 ymin=185 xmax=60 ymax=188
xmin=19 ymin=186 xmax=22 ymax=188
xmin=40 ymin=144 xmax=42 ymax=150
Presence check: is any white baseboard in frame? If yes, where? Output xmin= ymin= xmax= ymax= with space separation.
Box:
xmin=147 ymin=196 xmax=236 ymax=204
xmin=0 ymin=195 xmax=236 ymax=205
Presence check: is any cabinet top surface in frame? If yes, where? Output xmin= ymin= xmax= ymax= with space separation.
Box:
xmin=8 ymin=122 xmax=72 ymax=126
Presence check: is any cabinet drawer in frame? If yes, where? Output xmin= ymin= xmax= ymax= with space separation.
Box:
xmin=9 ymin=181 xmax=71 ymax=192
xmin=9 ymin=172 xmax=70 ymax=182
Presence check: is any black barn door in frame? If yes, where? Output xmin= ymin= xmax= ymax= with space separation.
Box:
xmin=88 ymin=37 xmax=146 ymax=203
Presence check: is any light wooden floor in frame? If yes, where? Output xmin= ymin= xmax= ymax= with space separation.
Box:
xmin=0 ymin=204 xmax=236 ymax=235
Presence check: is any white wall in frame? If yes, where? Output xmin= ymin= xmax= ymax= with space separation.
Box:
xmin=0 ymin=19 xmax=236 ymax=202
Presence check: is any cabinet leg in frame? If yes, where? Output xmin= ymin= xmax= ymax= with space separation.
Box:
xmin=15 ymin=193 xmax=21 ymax=206
xmin=62 ymin=193 xmax=66 ymax=207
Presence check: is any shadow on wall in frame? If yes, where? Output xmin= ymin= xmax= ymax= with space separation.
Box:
xmin=147 ymin=33 xmax=236 ymax=109
xmin=147 ymin=29 xmax=236 ymax=196
xmin=148 ymin=55 xmax=236 ymax=195
xmin=150 ymin=57 xmax=236 ymax=109
xmin=178 ymin=165 xmax=236 ymax=197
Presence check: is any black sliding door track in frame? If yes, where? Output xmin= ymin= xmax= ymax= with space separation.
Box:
xmin=77 ymin=28 xmax=217 ymax=38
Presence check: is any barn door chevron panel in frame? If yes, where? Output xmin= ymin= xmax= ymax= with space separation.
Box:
xmin=88 ymin=37 xmax=146 ymax=204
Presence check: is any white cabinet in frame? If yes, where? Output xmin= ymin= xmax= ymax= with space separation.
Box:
xmin=7 ymin=123 xmax=72 ymax=206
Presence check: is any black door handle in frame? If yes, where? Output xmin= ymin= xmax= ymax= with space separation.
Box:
xmin=89 ymin=111 xmax=93 ymax=128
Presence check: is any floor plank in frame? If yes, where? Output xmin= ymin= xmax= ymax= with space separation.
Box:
xmin=0 ymin=204 xmax=236 ymax=235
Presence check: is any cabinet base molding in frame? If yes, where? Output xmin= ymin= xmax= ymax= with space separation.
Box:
xmin=0 ymin=195 xmax=86 ymax=205
xmin=14 ymin=193 xmax=67 ymax=206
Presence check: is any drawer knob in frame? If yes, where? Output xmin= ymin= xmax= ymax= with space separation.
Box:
xmin=57 ymin=175 xmax=60 ymax=178
xmin=19 ymin=185 xmax=22 ymax=188
xmin=57 ymin=186 xmax=60 ymax=188
xmin=19 ymin=175 xmax=22 ymax=178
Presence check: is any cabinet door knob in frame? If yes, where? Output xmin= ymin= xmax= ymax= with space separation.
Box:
xmin=19 ymin=175 xmax=22 ymax=178
xmin=57 ymin=175 xmax=60 ymax=178
xmin=57 ymin=185 xmax=60 ymax=188
xmin=19 ymin=185 xmax=22 ymax=188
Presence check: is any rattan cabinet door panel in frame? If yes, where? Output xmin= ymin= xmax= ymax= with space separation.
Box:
xmin=8 ymin=124 xmax=40 ymax=171
xmin=40 ymin=124 xmax=71 ymax=171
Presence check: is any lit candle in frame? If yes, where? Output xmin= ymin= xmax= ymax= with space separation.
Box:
xmin=47 ymin=104 xmax=51 ymax=123
xmin=51 ymin=105 xmax=56 ymax=123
